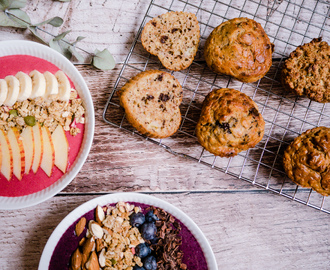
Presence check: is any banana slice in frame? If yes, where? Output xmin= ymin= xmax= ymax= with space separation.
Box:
xmin=44 ymin=71 xmax=58 ymax=101
xmin=16 ymin=71 xmax=32 ymax=102
xmin=29 ymin=70 xmax=46 ymax=99
xmin=0 ymin=79 xmax=8 ymax=106
xmin=4 ymin=75 xmax=20 ymax=106
xmin=55 ymin=70 xmax=71 ymax=101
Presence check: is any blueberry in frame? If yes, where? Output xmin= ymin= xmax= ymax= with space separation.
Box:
xmin=133 ymin=266 xmax=146 ymax=270
xmin=145 ymin=210 xmax=159 ymax=223
xmin=141 ymin=222 xmax=157 ymax=241
xmin=143 ymin=255 xmax=157 ymax=270
xmin=130 ymin=212 xmax=145 ymax=228
xmin=135 ymin=243 xmax=151 ymax=258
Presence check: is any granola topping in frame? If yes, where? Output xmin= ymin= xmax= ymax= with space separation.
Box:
xmin=0 ymin=89 xmax=85 ymax=136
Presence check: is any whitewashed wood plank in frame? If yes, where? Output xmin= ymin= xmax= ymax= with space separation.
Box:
xmin=0 ymin=192 xmax=329 ymax=269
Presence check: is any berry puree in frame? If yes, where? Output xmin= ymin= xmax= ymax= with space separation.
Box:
xmin=0 ymin=55 xmax=84 ymax=197
xmin=49 ymin=202 xmax=208 ymax=270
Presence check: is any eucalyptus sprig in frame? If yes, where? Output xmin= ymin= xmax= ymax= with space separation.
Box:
xmin=0 ymin=0 xmax=115 ymax=70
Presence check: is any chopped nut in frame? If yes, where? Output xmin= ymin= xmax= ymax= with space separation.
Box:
xmin=82 ymin=236 xmax=95 ymax=256
xmin=70 ymin=248 xmax=82 ymax=270
xmin=99 ymin=248 xmax=106 ymax=267
xmin=75 ymin=217 xmax=86 ymax=237
xmin=89 ymin=221 xmax=104 ymax=239
xmin=85 ymin=251 xmax=100 ymax=270
xmin=96 ymin=238 xmax=105 ymax=252
xmin=95 ymin=205 xmax=105 ymax=224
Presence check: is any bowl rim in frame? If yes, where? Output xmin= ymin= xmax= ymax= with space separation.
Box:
xmin=0 ymin=40 xmax=95 ymax=210
xmin=38 ymin=192 xmax=218 ymax=270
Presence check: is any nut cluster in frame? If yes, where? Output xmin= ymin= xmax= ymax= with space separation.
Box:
xmin=71 ymin=202 xmax=145 ymax=270
xmin=0 ymin=90 xmax=85 ymax=136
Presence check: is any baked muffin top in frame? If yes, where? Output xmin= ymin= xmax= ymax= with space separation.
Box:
xmin=283 ymin=126 xmax=330 ymax=196
xmin=281 ymin=37 xmax=330 ymax=103
xmin=204 ymin=17 xmax=274 ymax=83
xmin=195 ymin=88 xmax=265 ymax=157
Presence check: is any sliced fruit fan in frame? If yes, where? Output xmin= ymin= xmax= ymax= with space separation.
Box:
xmin=103 ymin=0 xmax=330 ymax=214
xmin=0 ymin=69 xmax=72 ymax=181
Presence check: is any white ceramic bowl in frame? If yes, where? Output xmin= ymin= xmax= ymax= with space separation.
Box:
xmin=0 ymin=40 xmax=94 ymax=210
xmin=39 ymin=193 xmax=218 ymax=270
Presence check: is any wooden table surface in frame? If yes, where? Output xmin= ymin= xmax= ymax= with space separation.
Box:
xmin=1 ymin=0 xmax=330 ymax=269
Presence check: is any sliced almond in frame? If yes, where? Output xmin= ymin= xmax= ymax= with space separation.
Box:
xmin=89 ymin=220 xmax=104 ymax=239
xmin=75 ymin=217 xmax=86 ymax=237
xmin=82 ymin=236 xmax=95 ymax=256
xmin=95 ymin=205 xmax=105 ymax=224
xmin=70 ymin=248 xmax=82 ymax=270
xmin=85 ymin=251 xmax=100 ymax=270
xmin=98 ymin=248 xmax=106 ymax=267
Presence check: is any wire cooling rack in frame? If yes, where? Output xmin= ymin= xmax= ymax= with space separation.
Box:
xmin=103 ymin=0 xmax=330 ymax=214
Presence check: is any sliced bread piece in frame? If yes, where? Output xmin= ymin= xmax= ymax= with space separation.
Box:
xmin=119 ymin=70 xmax=183 ymax=138
xmin=141 ymin=11 xmax=200 ymax=71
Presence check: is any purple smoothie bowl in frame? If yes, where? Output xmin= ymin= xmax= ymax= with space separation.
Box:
xmin=39 ymin=193 xmax=217 ymax=270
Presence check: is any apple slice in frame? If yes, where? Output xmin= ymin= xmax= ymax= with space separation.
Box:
xmin=52 ymin=124 xmax=69 ymax=173
xmin=0 ymin=129 xmax=12 ymax=180
xmin=32 ymin=123 xmax=43 ymax=173
xmin=7 ymin=128 xmax=25 ymax=180
xmin=21 ymin=126 xmax=35 ymax=174
xmin=40 ymin=126 xmax=55 ymax=177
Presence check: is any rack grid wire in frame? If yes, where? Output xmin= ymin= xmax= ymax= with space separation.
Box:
xmin=103 ymin=0 xmax=330 ymax=214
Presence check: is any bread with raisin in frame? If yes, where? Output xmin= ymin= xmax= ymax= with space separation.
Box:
xmin=141 ymin=11 xmax=200 ymax=71
xmin=119 ymin=70 xmax=183 ymax=138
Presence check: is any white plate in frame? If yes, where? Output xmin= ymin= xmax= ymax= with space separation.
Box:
xmin=0 ymin=40 xmax=94 ymax=210
xmin=39 ymin=193 xmax=218 ymax=270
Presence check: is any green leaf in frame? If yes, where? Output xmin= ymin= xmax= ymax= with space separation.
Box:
xmin=34 ymin=16 xmax=63 ymax=27
xmin=0 ymin=0 xmax=26 ymax=10
xmin=92 ymin=49 xmax=116 ymax=70
xmin=53 ymin=30 xmax=71 ymax=41
xmin=72 ymin=35 xmax=85 ymax=45
xmin=0 ymin=9 xmax=30 ymax=28
xmin=28 ymin=26 xmax=48 ymax=44
xmin=68 ymin=46 xmax=84 ymax=62
xmin=49 ymin=38 xmax=72 ymax=59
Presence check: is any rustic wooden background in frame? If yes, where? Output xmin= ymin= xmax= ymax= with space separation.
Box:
xmin=1 ymin=0 xmax=330 ymax=269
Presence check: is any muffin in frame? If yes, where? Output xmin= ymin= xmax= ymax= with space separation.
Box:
xmin=204 ymin=17 xmax=274 ymax=83
xmin=283 ymin=126 xmax=330 ymax=196
xmin=141 ymin=11 xmax=200 ymax=71
xmin=281 ymin=37 xmax=330 ymax=103
xmin=118 ymin=70 xmax=183 ymax=138
xmin=195 ymin=88 xmax=265 ymax=157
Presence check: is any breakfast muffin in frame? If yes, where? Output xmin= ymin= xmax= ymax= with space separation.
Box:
xmin=141 ymin=11 xmax=200 ymax=71
xmin=204 ymin=17 xmax=274 ymax=83
xmin=118 ymin=70 xmax=183 ymax=138
xmin=196 ymin=88 xmax=265 ymax=157
xmin=281 ymin=37 xmax=330 ymax=103
xmin=283 ymin=126 xmax=330 ymax=196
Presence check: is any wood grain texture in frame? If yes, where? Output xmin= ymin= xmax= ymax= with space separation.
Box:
xmin=0 ymin=0 xmax=330 ymax=270
xmin=0 ymin=193 xmax=329 ymax=269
